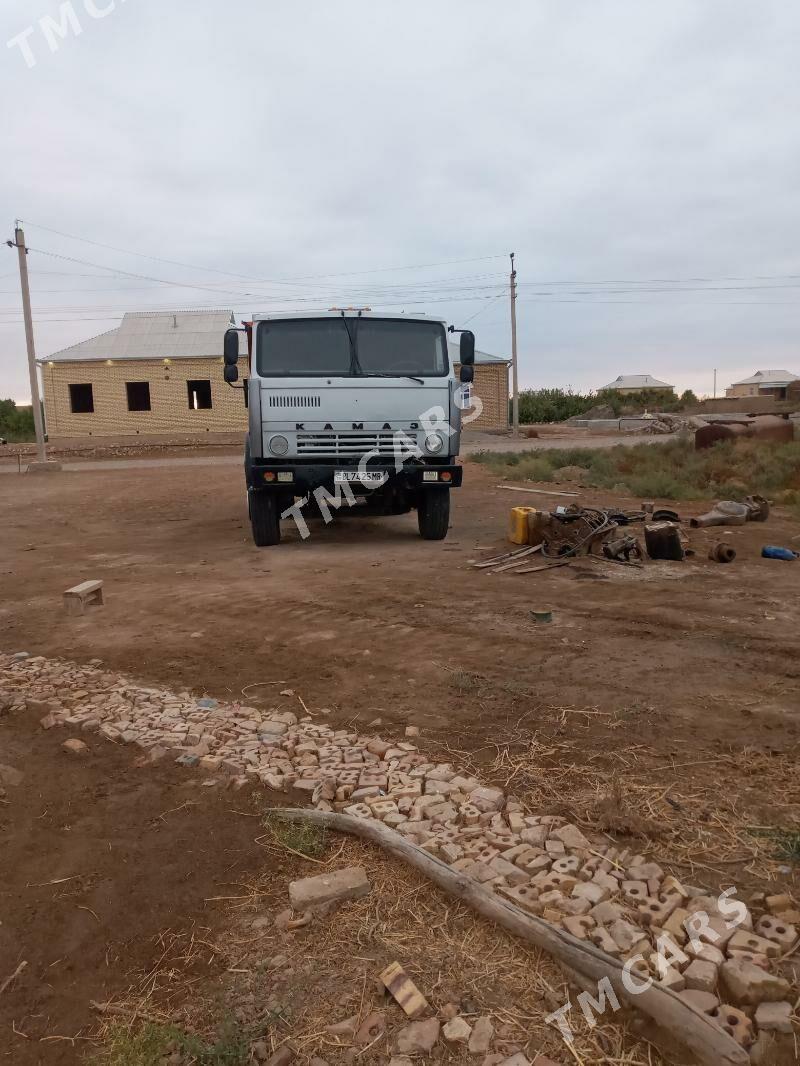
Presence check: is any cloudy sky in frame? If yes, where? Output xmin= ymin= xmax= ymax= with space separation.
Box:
xmin=1 ymin=0 xmax=799 ymax=402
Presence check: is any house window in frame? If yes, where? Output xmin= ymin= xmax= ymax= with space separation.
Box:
xmin=126 ymin=382 xmax=151 ymax=412
xmin=187 ymin=379 xmax=212 ymax=410
xmin=69 ymin=383 xmax=94 ymax=414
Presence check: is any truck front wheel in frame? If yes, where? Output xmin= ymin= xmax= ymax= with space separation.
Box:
xmin=249 ymin=490 xmax=281 ymax=546
xmin=417 ymin=487 xmax=450 ymax=540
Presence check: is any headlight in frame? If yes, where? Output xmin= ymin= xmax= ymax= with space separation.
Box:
xmin=424 ymin=433 xmax=444 ymax=454
xmin=269 ymin=434 xmax=289 ymax=456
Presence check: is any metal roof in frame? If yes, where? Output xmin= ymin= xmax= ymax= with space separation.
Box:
xmin=730 ymin=369 xmax=800 ymax=386
xmin=42 ymin=310 xmax=236 ymax=363
xmin=599 ymin=374 xmax=674 ymax=391
xmin=41 ymin=309 xmax=508 ymax=366
xmin=447 ymin=341 xmax=509 ymax=366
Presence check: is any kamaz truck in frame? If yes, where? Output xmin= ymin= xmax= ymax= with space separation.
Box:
xmin=223 ymin=310 xmax=475 ymax=546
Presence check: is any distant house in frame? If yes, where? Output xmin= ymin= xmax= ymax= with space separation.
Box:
xmin=598 ymin=374 xmax=675 ymax=395
xmin=39 ymin=309 xmax=510 ymax=438
xmin=725 ymin=369 xmax=800 ymax=400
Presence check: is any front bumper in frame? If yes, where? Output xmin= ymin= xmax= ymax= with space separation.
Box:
xmin=246 ymin=460 xmax=463 ymax=493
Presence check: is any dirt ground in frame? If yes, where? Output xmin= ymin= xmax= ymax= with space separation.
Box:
xmin=1 ymin=452 xmax=799 ymax=1063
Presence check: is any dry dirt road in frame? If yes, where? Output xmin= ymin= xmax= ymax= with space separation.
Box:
xmin=1 ymin=456 xmax=799 ymax=1064
xmin=2 ymin=456 xmax=798 ymax=755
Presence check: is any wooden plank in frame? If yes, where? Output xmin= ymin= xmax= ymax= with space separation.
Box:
xmin=495 ymin=484 xmax=580 ymax=498
xmin=64 ymin=580 xmax=103 ymax=597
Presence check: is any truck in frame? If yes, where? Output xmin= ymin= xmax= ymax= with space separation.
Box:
xmin=222 ymin=310 xmax=476 ymax=546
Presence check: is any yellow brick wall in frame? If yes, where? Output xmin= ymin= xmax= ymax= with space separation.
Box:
xmin=42 ymin=357 xmax=249 ymax=437
xmin=456 ymin=363 xmax=509 ymax=430
xmin=725 ymin=384 xmax=759 ymax=398
xmin=42 ymin=356 xmax=509 ymax=437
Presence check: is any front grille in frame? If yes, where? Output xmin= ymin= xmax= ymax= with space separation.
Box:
xmin=296 ymin=432 xmax=416 ymax=457
xmin=268 ymin=395 xmax=321 ymax=408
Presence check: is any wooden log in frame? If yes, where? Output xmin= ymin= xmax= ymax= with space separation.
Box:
xmin=275 ymin=809 xmax=748 ymax=1066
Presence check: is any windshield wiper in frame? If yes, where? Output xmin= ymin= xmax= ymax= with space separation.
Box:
xmin=361 ymin=372 xmax=425 ymax=384
xmin=340 ymin=313 xmax=363 ymax=376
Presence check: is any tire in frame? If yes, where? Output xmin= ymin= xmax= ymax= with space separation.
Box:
xmin=249 ymin=490 xmax=281 ymax=546
xmin=417 ymin=487 xmax=450 ymax=540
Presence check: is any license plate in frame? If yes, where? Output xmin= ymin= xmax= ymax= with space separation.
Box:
xmin=334 ymin=470 xmax=386 ymax=484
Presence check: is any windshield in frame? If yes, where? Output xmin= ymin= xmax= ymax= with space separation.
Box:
xmin=256 ymin=317 xmax=448 ymax=377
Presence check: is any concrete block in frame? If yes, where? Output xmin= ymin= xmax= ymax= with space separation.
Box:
xmin=443 ymin=1017 xmax=472 ymax=1044
xmin=395 ymin=1019 xmax=440 ymax=1055
xmin=720 ymin=958 xmax=790 ymax=1006
xmin=678 ymin=989 xmax=719 ymax=1015
xmin=63 ymin=579 xmax=104 ymax=616
xmin=469 ymin=786 xmax=505 ymax=813
xmin=468 ymin=1016 xmax=494 ymax=1055
xmin=683 ymin=960 xmax=718 ymax=993
xmin=552 ymin=823 xmax=591 ymax=850
xmin=754 ymin=1000 xmax=793 ymax=1033
xmin=288 ymin=866 xmax=370 ymax=910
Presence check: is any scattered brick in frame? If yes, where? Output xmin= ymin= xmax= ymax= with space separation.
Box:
xmin=288 ymin=867 xmax=370 ymax=910
xmin=379 ymin=961 xmax=429 ymax=1019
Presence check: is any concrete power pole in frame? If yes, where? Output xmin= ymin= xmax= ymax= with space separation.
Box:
xmin=713 ymin=368 xmax=717 ymax=399
xmin=12 ymin=224 xmax=48 ymax=464
xmin=510 ymin=251 xmax=519 ymax=434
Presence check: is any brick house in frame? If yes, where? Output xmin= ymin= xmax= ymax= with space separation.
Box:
xmin=40 ymin=310 xmax=510 ymax=438
xmin=725 ymin=370 xmax=800 ymax=400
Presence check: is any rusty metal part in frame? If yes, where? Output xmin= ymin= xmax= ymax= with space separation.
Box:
xmin=602 ymin=533 xmax=643 ymax=562
xmin=690 ymin=501 xmax=749 ymax=528
xmin=709 ymin=541 xmax=737 ymax=563
xmin=695 ymin=414 xmax=794 ymax=449
xmin=644 ymin=522 xmax=685 ymax=561
xmin=744 ymin=494 xmax=770 ymax=522
xmin=541 ymin=505 xmax=617 ymax=558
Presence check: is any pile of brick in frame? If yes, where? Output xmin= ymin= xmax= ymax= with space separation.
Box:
xmin=1 ymin=651 xmax=797 ymax=1057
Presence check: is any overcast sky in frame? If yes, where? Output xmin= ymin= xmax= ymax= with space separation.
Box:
xmin=1 ymin=0 xmax=799 ymax=402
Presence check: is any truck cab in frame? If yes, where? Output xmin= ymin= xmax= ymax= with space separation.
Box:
xmin=223 ymin=310 xmax=475 ymax=545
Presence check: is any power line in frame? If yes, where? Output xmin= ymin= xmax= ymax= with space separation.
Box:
xmin=21 ymin=221 xmax=506 ymax=285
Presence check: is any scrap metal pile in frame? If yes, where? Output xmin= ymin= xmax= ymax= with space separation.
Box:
xmin=476 ymin=494 xmax=779 ymax=575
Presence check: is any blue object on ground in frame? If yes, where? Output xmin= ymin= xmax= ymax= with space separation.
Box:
xmin=762 ymin=546 xmax=799 ymax=560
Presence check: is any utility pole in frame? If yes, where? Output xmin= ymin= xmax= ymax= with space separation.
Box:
xmin=713 ymin=368 xmax=717 ymax=398
xmin=510 ymin=251 xmax=519 ymax=434
xmin=11 ymin=223 xmax=47 ymax=463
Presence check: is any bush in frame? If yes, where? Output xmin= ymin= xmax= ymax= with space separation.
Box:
xmin=471 ymin=438 xmax=800 ymax=501
xmin=0 ymin=398 xmax=36 ymax=442
xmin=515 ymin=388 xmax=596 ymax=424
xmin=513 ymin=387 xmax=696 ymax=424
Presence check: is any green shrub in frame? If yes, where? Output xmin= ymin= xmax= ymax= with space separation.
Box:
xmin=0 ymin=398 xmax=36 ymax=442
xmin=95 ymin=1019 xmax=250 ymax=1066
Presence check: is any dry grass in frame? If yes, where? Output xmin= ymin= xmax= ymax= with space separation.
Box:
xmin=87 ymin=829 xmax=678 ymax=1066
xmin=219 ymin=837 xmax=673 ymax=1066
xmin=472 ymin=437 xmax=800 ymax=503
xmin=433 ymin=710 xmax=800 ymax=890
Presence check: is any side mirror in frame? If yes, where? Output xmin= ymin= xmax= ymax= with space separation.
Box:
xmin=459 ymin=330 xmax=475 ymax=366
xmin=460 ymin=365 xmax=474 ymax=384
xmin=224 ymin=363 xmax=239 ymax=383
xmin=224 ymin=329 xmax=240 ymax=366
